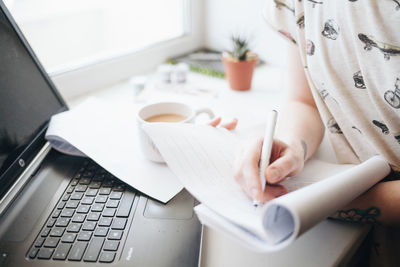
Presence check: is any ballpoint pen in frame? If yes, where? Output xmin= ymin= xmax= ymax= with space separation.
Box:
xmin=253 ymin=110 xmax=278 ymax=206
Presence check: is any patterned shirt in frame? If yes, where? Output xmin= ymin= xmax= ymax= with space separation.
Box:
xmin=263 ymin=0 xmax=400 ymax=168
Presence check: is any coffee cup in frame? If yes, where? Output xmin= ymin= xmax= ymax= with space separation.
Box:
xmin=137 ymin=102 xmax=215 ymax=162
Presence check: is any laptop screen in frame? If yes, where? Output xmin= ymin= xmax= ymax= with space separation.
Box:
xmin=0 ymin=3 xmax=66 ymax=197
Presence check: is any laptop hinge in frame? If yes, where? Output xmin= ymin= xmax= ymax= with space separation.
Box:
xmin=0 ymin=142 xmax=52 ymax=215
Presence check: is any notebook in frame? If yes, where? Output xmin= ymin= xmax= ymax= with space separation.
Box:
xmin=143 ymin=122 xmax=391 ymax=251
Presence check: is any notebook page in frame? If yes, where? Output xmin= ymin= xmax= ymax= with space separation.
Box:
xmin=143 ymin=123 xmax=266 ymax=235
xmin=280 ymin=159 xmax=355 ymax=192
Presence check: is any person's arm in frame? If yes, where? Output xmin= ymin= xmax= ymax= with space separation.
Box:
xmin=234 ymin=45 xmax=400 ymax=226
xmin=234 ymin=44 xmax=325 ymax=202
xmin=269 ymin=44 xmax=324 ymax=180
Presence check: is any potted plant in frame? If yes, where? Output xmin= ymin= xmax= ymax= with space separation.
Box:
xmin=222 ymin=36 xmax=258 ymax=91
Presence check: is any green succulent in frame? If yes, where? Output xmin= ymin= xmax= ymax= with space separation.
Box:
xmin=231 ymin=36 xmax=249 ymax=61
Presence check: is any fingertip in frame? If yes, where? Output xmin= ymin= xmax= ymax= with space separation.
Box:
xmin=209 ymin=117 xmax=221 ymax=127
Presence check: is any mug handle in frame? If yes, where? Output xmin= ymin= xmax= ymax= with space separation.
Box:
xmin=194 ymin=108 xmax=215 ymax=120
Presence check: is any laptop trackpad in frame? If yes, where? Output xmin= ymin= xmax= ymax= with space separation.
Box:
xmin=144 ymin=190 xmax=194 ymax=219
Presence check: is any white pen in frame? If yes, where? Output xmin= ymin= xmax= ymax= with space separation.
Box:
xmin=253 ymin=110 xmax=278 ymax=207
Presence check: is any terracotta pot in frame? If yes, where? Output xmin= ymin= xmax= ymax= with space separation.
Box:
xmin=222 ymin=55 xmax=258 ymax=91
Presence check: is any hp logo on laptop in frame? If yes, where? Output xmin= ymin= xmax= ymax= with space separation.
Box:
xmin=18 ymin=159 xmax=25 ymax=168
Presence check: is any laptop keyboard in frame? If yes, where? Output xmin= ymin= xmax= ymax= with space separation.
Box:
xmin=27 ymin=160 xmax=136 ymax=263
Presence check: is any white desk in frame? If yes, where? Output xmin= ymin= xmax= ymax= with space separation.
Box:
xmin=69 ymin=64 xmax=370 ymax=267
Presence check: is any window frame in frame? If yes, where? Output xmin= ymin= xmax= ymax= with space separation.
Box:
xmin=49 ymin=0 xmax=205 ymax=101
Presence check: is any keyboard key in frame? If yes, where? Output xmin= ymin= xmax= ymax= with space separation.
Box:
xmin=47 ymin=218 xmax=56 ymax=227
xmin=109 ymin=192 xmax=123 ymax=200
xmin=61 ymin=209 xmax=75 ymax=218
xmin=37 ymin=248 xmax=54 ymax=259
xmin=99 ymin=188 xmax=111 ymax=195
xmin=112 ymin=184 xmax=125 ymax=191
xmin=70 ymin=178 xmax=80 ymax=186
xmin=53 ymin=243 xmax=72 ymax=260
xmin=82 ymin=172 xmax=94 ymax=180
xmin=80 ymin=177 xmax=92 ymax=184
xmin=68 ymin=241 xmax=88 ymax=261
xmin=72 ymin=214 xmax=86 ymax=223
xmin=91 ymin=203 xmax=104 ymax=212
xmin=57 ymin=202 xmax=66 ymax=209
xmin=34 ymin=237 xmax=45 ymax=247
xmin=61 ymin=233 xmax=76 ymax=243
xmin=52 ymin=210 xmax=61 ymax=218
xmin=66 ymin=199 xmax=80 ymax=209
xmin=103 ymin=240 xmax=119 ymax=251
xmin=106 ymin=200 xmax=119 ymax=208
xmin=55 ymin=218 xmax=70 ymax=227
xmin=70 ymin=192 xmax=84 ymax=200
xmin=77 ymin=205 xmax=90 ymax=214
xmin=81 ymin=197 xmax=94 ymax=205
xmin=89 ymin=181 xmax=102 ymax=189
xmin=82 ymin=221 xmax=97 ymax=231
xmin=86 ymin=189 xmax=98 ymax=197
xmin=44 ymin=237 xmax=60 ymax=248
xmin=94 ymin=227 xmax=109 ymax=237
xmin=93 ymin=174 xmax=105 ymax=182
xmin=108 ymin=230 xmax=123 ymax=240
xmin=62 ymin=194 xmax=70 ymax=201
xmin=66 ymin=186 xmax=74 ymax=194
xmin=83 ymin=237 xmax=104 ymax=262
xmin=77 ymin=231 xmax=92 ymax=241
xmin=41 ymin=227 xmax=51 ymax=237
xmin=87 ymin=212 xmax=101 ymax=221
xmin=102 ymin=180 xmax=114 ymax=188
xmin=112 ymin=218 xmax=127 ymax=230
xmin=99 ymin=251 xmax=116 ymax=263
xmin=98 ymin=217 xmax=112 ymax=227
xmin=49 ymin=227 xmax=65 ymax=237
xmin=75 ymin=185 xmax=88 ymax=192
xmin=29 ymin=247 xmax=39 ymax=258
xmin=116 ymin=191 xmax=135 ymax=217
xmin=67 ymin=223 xmax=82 ymax=233
xmin=103 ymin=208 xmax=116 ymax=217
xmin=95 ymin=195 xmax=108 ymax=203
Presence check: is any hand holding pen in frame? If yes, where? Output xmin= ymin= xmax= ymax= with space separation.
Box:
xmin=233 ymin=110 xmax=306 ymax=204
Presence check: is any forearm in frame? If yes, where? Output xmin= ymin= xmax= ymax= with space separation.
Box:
xmin=331 ymin=180 xmax=400 ymax=226
xmin=275 ymin=44 xmax=324 ymax=161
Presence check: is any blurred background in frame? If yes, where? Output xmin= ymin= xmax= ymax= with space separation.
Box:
xmin=4 ymin=0 xmax=289 ymax=98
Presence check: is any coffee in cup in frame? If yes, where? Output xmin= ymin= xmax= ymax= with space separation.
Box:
xmin=145 ymin=113 xmax=187 ymax=123
xmin=137 ymin=102 xmax=214 ymax=162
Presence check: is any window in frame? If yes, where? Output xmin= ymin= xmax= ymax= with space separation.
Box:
xmin=5 ymin=0 xmax=187 ymax=73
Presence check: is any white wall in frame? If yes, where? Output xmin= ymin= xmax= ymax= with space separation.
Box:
xmin=203 ymin=0 xmax=288 ymax=67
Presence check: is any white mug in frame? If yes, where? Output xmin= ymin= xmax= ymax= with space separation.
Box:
xmin=137 ymin=102 xmax=215 ymax=162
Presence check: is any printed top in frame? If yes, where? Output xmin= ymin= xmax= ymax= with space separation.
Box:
xmin=263 ymin=0 xmax=400 ymax=168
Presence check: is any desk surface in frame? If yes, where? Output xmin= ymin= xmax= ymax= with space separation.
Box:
xmin=69 ymin=65 xmax=369 ymax=267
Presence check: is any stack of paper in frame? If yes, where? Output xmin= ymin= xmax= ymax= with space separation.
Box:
xmin=46 ymin=98 xmax=183 ymax=203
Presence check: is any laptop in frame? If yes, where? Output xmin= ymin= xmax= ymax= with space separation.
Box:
xmin=0 ymin=2 xmax=201 ymax=266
